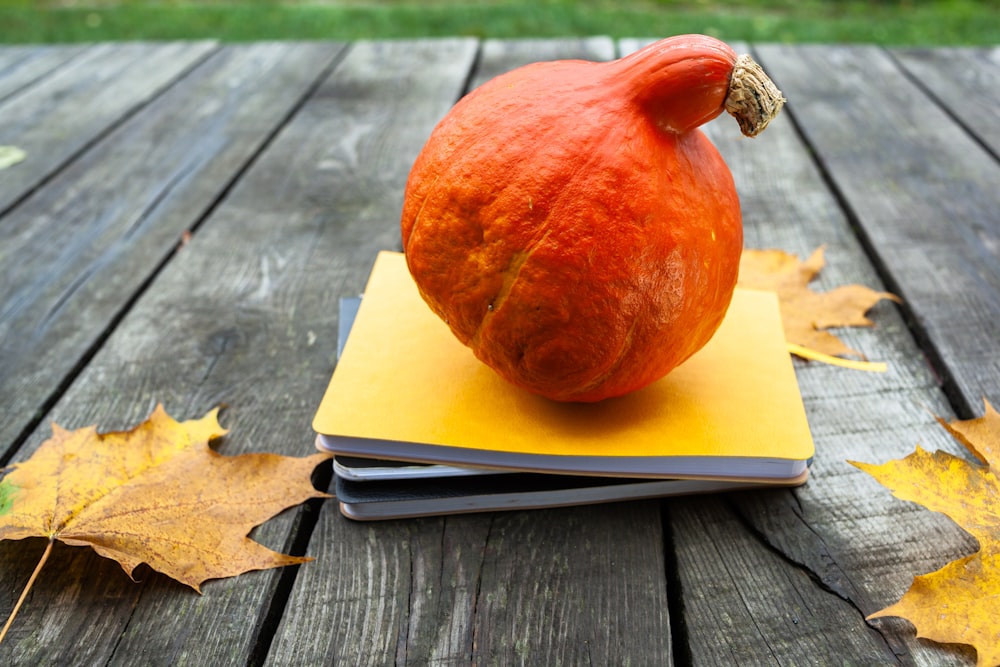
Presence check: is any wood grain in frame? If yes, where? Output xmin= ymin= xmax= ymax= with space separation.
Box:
xmin=268 ymin=38 xmax=672 ymax=667
xmin=1 ymin=38 xmax=994 ymax=667
xmin=893 ymin=47 xmax=1000 ymax=159
xmin=0 ymin=43 xmax=344 ymax=465
xmin=0 ymin=43 xmax=347 ymax=665
xmin=755 ymin=44 xmax=1000 ymax=416
xmin=470 ymin=36 xmax=615 ymax=86
xmin=668 ymin=494 xmax=911 ymax=665
xmin=708 ymin=44 xmax=978 ymax=665
xmin=0 ymin=42 xmax=217 ymax=215
xmin=470 ymin=504 xmax=670 ymax=666
xmin=618 ymin=39 xmax=980 ymax=665
xmin=63 ymin=37 xmax=477 ymax=667
xmin=0 ymin=44 xmax=88 ymax=102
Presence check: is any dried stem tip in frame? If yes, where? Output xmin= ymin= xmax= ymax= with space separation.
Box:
xmin=725 ymin=54 xmax=786 ymax=137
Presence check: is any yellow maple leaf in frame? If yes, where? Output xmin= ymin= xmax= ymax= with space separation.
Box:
xmin=738 ymin=246 xmax=899 ymax=369
xmin=0 ymin=404 xmax=331 ymax=642
xmin=851 ymin=400 xmax=1000 ymax=666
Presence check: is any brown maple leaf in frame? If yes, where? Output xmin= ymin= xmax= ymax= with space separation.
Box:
xmin=738 ymin=246 xmax=899 ymax=362
xmin=851 ymin=400 xmax=1000 ymax=666
xmin=0 ymin=404 xmax=331 ymax=642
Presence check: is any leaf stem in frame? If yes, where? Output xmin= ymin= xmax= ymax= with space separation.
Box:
xmin=786 ymin=342 xmax=888 ymax=372
xmin=0 ymin=538 xmax=54 ymax=645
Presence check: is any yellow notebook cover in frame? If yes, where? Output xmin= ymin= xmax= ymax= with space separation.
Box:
xmin=313 ymin=251 xmax=814 ymax=481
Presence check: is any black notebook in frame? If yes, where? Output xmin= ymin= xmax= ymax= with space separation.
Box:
xmin=333 ymin=456 xmax=772 ymax=520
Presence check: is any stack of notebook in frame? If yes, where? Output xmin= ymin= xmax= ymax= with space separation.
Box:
xmin=312 ymin=251 xmax=814 ymax=520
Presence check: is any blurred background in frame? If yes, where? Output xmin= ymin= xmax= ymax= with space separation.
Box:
xmin=0 ymin=0 xmax=997 ymax=45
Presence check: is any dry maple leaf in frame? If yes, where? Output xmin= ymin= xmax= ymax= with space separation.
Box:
xmin=0 ymin=404 xmax=331 ymax=642
xmin=738 ymin=246 xmax=899 ymax=363
xmin=851 ymin=400 xmax=1000 ymax=666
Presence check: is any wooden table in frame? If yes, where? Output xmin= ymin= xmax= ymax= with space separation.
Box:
xmin=1 ymin=37 xmax=998 ymax=666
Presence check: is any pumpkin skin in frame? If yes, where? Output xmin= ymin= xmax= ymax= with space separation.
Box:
xmin=401 ymin=35 xmax=782 ymax=402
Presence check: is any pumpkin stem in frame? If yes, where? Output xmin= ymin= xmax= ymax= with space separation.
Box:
xmin=725 ymin=54 xmax=785 ymax=137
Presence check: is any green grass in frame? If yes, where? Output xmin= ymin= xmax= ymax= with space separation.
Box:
xmin=1 ymin=1 xmax=998 ymax=45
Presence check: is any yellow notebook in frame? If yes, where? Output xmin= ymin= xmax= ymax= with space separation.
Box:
xmin=313 ymin=251 xmax=813 ymax=482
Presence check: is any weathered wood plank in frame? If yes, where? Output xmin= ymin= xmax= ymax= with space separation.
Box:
xmin=279 ymin=502 xmax=667 ymax=666
xmin=2 ymin=38 xmax=989 ymax=667
xmin=107 ymin=36 xmax=479 ymax=667
xmin=668 ymin=493 xmax=913 ymax=665
xmin=0 ymin=41 xmax=217 ymax=215
xmin=471 ymin=35 xmax=615 ymax=84
xmin=754 ymin=43 xmax=1000 ymax=415
xmin=469 ymin=504 xmax=669 ymax=666
xmin=0 ymin=43 xmax=348 ymax=666
xmin=893 ymin=47 xmax=1000 ymax=160
xmin=617 ymin=39 xmax=978 ymax=665
xmin=0 ymin=43 xmax=345 ymax=466
xmin=0 ymin=37 xmax=483 ymax=667
xmin=731 ymin=44 xmax=998 ymax=666
xmin=0 ymin=44 xmax=89 ymax=102
xmin=268 ymin=37 xmax=671 ymax=667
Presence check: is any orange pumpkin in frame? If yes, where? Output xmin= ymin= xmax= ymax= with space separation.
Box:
xmin=401 ymin=35 xmax=783 ymax=402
